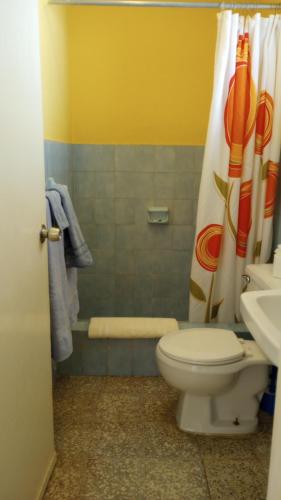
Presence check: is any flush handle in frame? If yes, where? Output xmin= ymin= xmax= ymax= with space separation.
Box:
xmin=40 ymin=224 xmax=62 ymax=243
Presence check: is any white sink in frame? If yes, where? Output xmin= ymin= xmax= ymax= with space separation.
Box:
xmin=240 ymin=289 xmax=281 ymax=367
xmin=241 ymin=288 xmax=281 ymax=499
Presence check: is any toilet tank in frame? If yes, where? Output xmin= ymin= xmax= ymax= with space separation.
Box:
xmin=245 ymin=264 xmax=281 ymax=291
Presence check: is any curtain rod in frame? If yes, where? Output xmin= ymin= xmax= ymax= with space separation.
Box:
xmin=48 ymin=0 xmax=279 ymax=9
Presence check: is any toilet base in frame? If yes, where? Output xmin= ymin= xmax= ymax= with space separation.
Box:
xmin=176 ymin=364 xmax=268 ymax=435
xmin=176 ymin=393 xmax=258 ymax=435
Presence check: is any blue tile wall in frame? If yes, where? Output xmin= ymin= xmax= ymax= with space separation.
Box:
xmin=132 ymin=339 xmax=159 ymax=376
xmin=44 ymin=141 xmax=72 ymax=193
xmin=45 ymin=142 xmax=204 ymax=321
xmin=81 ymin=338 xmax=108 ymax=376
xmin=108 ymin=339 xmax=133 ymax=376
xmin=57 ymin=334 xmax=160 ymax=376
xmin=73 ymin=145 xmax=203 ymax=321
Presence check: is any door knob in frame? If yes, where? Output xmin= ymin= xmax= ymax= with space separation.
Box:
xmin=40 ymin=224 xmax=62 ymax=243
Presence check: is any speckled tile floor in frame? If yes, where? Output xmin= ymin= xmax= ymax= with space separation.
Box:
xmin=44 ymin=376 xmax=273 ymax=500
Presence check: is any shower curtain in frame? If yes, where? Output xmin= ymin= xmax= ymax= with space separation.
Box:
xmin=189 ymin=11 xmax=281 ymax=323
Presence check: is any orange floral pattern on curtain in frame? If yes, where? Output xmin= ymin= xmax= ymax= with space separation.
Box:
xmin=255 ymin=91 xmax=274 ymax=155
xmin=236 ymin=180 xmax=252 ymax=257
xmin=196 ymin=224 xmax=224 ymax=272
xmin=190 ymin=13 xmax=281 ymax=323
xmin=224 ymin=34 xmax=256 ymax=179
xmin=265 ymin=161 xmax=279 ymax=218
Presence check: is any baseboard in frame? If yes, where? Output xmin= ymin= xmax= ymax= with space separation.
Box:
xmin=36 ymin=450 xmax=57 ymax=500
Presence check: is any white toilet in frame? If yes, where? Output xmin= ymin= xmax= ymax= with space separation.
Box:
xmin=156 ymin=264 xmax=280 ymax=435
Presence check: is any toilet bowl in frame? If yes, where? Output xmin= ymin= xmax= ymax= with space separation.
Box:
xmin=156 ymin=328 xmax=269 ymax=435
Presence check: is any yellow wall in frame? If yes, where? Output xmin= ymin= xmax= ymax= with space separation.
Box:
xmin=40 ymin=3 xmax=218 ymax=145
xmin=40 ymin=1 xmax=70 ymax=142
xmin=68 ymin=6 xmax=217 ymax=145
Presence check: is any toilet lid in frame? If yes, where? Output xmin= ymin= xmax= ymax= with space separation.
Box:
xmin=158 ymin=329 xmax=244 ymax=366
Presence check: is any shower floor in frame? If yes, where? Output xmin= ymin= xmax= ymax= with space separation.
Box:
xmin=44 ymin=376 xmax=272 ymax=499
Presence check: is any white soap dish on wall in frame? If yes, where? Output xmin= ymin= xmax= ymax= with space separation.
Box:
xmin=147 ymin=207 xmax=169 ymax=224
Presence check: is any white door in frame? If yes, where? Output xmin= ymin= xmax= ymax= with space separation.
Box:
xmin=0 ymin=2 xmax=55 ymax=500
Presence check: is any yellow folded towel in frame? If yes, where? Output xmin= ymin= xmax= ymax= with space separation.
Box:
xmin=88 ymin=317 xmax=178 ymax=339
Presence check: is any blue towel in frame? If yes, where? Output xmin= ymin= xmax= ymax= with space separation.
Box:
xmin=66 ymin=267 xmax=79 ymax=326
xmin=46 ymin=197 xmax=75 ymax=362
xmin=45 ymin=190 xmax=69 ymax=231
xmin=47 ymin=180 xmax=93 ymax=268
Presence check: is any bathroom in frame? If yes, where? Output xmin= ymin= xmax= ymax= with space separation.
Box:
xmin=1 ymin=0 xmax=281 ymax=499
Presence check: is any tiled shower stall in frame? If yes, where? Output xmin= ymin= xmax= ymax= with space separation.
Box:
xmin=45 ymin=141 xmax=204 ymax=321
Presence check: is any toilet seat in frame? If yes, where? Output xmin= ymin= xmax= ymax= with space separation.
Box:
xmin=158 ymin=329 xmax=245 ymax=366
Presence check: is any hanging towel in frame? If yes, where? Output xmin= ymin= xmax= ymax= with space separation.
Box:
xmin=66 ymin=267 xmax=79 ymax=326
xmin=47 ymin=179 xmax=93 ymax=268
xmin=88 ymin=317 xmax=179 ymax=339
xmin=46 ymin=195 xmax=75 ymax=362
xmin=45 ymin=190 xmax=69 ymax=231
